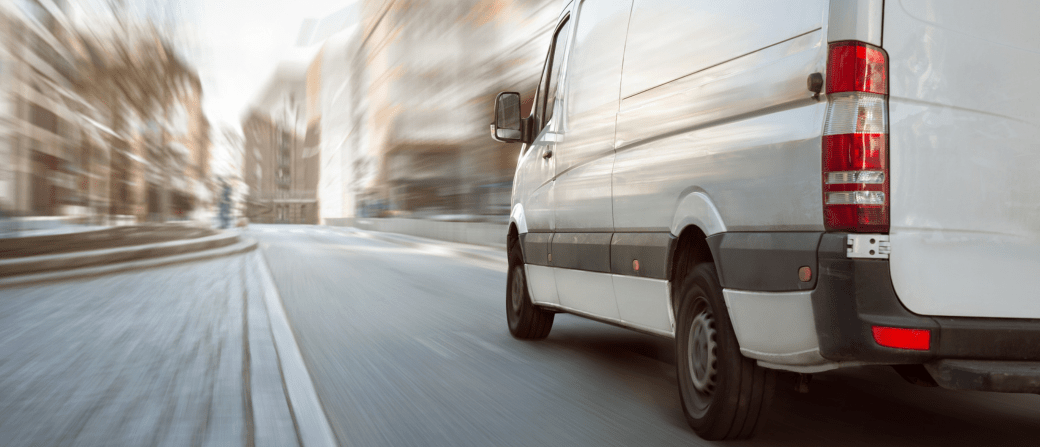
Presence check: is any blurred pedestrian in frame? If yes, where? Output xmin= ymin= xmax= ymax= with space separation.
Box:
xmin=219 ymin=181 xmax=232 ymax=229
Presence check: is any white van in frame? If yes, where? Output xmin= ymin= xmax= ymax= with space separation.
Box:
xmin=491 ymin=0 xmax=1040 ymax=440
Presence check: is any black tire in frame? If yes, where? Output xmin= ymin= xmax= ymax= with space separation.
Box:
xmin=506 ymin=245 xmax=554 ymax=339
xmin=675 ymin=262 xmax=776 ymax=440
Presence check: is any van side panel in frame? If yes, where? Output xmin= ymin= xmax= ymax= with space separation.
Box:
xmin=553 ymin=0 xmax=633 ymax=233
xmin=614 ymin=30 xmax=828 ymax=233
xmin=826 ymin=0 xmax=883 ymax=45
xmin=620 ymin=0 xmax=826 ymax=99
xmin=886 ymin=1 xmax=1040 ymax=319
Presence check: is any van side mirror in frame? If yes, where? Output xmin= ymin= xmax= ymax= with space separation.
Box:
xmin=491 ymin=92 xmax=524 ymax=143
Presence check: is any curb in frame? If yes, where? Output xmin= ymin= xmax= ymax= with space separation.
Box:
xmin=0 ymin=232 xmax=239 ymax=278
xmin=0 ymin=238 xmax=258 ymax=289
xmin=255 ymin=248 xmax=339 ymax=447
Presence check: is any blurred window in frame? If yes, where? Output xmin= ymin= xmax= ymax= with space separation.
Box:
xmin=534 ymin=16 xmax=572 ymax=132
xmin=29 ymin=102 xmax=58 ymax=134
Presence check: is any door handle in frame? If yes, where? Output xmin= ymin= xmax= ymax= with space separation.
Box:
xmin=543 ymin=149 xmax=553 ymax=159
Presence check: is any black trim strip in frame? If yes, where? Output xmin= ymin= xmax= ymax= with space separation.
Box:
xmin=707 ymin=232 xmax=822 ymax=291
xmin=520 ymin=232 xmax=551 ymax=266
xmin=550 ymin=233 xmax=612 ymax=273
xmin=610 ymin=233 xmax=673 ymax=280
xmin=521 ymin=231 xmax=674 ymax=279
xmin=934 ymin=318 xmax=1040 ymax=361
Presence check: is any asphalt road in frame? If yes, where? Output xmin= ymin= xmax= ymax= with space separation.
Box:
xmin=249 ymin=224 xmax=1040 ymax=447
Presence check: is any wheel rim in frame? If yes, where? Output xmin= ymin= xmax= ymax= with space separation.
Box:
xmin=686 ymin=297 xmax=717 ymax=413
xmin=510 ymin=266 xmax=524 ymax=314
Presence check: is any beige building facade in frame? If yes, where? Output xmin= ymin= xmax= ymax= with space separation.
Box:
xmin=242 ymin=66 xmax=320 ymax=224
xmin=1 ymin=1 xmax=211 ymax=223
xmin=306 ymin=0 xmax=559 ymax=222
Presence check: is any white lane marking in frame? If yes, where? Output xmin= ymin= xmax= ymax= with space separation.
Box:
xmin=256 ymin=253 xmax=338 ymax=447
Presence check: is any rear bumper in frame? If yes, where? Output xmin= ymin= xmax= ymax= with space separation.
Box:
xmin=811 ymin=233 xmax=1040 ymax=365
xmin=709 ymin=232 xmax=1040 ymax=390
xmin=925 ymin=360 xmax=1040 ymax=394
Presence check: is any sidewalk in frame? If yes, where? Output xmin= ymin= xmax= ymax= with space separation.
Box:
xmin=0 ymin=225 xmax=256 ymax=288
xmin=0 ymin=224 xmax=216 ymax=259
xmin=0 ymin=250 xmax=333 ymax=446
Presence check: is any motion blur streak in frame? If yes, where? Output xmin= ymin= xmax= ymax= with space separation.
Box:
xmin=3 ymin=1 xmax=1040 ymax=446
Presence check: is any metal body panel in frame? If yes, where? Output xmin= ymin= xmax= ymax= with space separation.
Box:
xmin=511 ymin=6 xmax=574 ymax=234
xmin=509 ymin=203 xmax=528 ymax=234
xmin=614 ymin=30 xmax=829 ymax=233
xmin=553 ymin=0 xmax=632 ymax=233
xmin=885 ymin=1 xmax=1040 ymax=319
xmin=621 ymin=0 xmax=826 ymax=99
xmin=513 ymin=131 xmax=557 ymax=233
xmin=553 ymin=155 xmax=615 ymax=232
xmin=526 ymin=264 xmax=561 ymax=305
xmin=826 ymin=0 xmax=883 ymax=45
xmin=553 ymin=267 xmax=621 ymax=320
xmin=612 ymin=275 xmax=673 ymax=336
xmin=669 ymin=192 xmax=726 ymax=237
xmin=723 ymin=289 xmax=831 ymax=368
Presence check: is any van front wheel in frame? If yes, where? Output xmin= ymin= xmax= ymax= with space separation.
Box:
xmin=676 ymin=263 xmax=776 ymax=440
xmin=506 ymin=246 xmax=554 ymax=339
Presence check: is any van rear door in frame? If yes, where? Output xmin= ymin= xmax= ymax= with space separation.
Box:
xmin=885 ymin=0 xmax=1040 ymax=319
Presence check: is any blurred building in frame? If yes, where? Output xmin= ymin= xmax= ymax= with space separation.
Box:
xmin=306 ymin=6 xmax=371 ymax=222
xmin=303 ymin=0 xmax=559 ymax=222
xmin=0 ymin=0 xmax=98 ymax=219
xmin=242 ymin=65 xmax=320 ymax=224
xmin=142 ymin=73 xmax=211 ymax=221
xmin=0 ymin=0 xmax=211 ymax=223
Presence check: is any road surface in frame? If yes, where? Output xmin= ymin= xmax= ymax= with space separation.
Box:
xmin=251 ymin=224 xmax=1040 ymax=447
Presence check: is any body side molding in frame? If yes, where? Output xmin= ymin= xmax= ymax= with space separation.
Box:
xmin=520 ymin=232 xmax=552 ymax=267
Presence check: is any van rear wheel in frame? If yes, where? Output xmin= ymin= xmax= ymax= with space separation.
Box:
xmin=506 ymin=245 xmax=554 ymax=339
xmin=676 ymin=263 xmax=776 ymax=440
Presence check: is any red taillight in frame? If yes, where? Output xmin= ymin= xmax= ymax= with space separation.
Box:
xmin=823 ymin=41 xmax=889 ymax=233
xmin=823 ymin=134 xmax=885 ymax=171
xmin=827 ymin=42 xmax=887 ymax=95
xmin=872 ymin=326 xmax=931 ymax=351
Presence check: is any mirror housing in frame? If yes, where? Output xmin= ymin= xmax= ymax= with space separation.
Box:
xmin=490 ymin=92 xmax=525 ymax=143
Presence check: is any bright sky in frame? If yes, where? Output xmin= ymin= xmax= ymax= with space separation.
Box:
xmin=196 ymin=0 xmax=357 ymax=133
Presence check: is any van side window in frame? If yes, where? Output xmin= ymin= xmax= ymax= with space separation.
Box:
xmin=532 ymin=49 xmax=552 ymax=133
xmin=533 ymin=17 xmax=571 ymax=133
xmin=543 ymin=18 xmax=571 ymax=126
